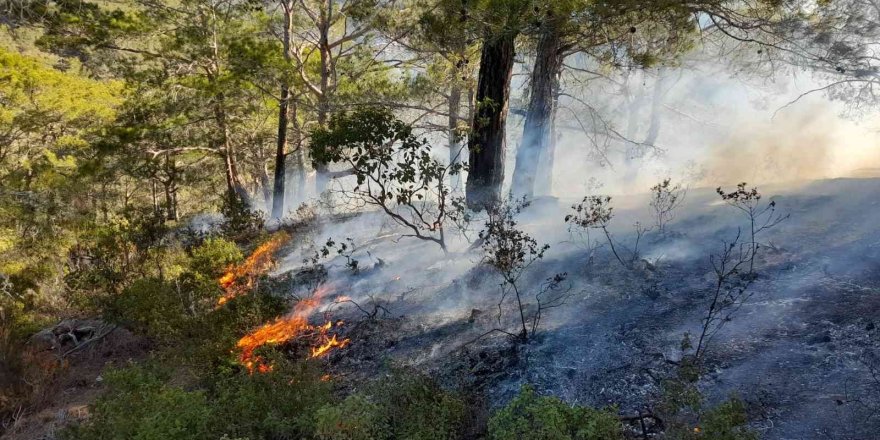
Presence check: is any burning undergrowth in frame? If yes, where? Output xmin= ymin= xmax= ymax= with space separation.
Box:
xmin=215 ymin=233 xmax=352 ymax=373
xmin=234 ymin=285 xmax=351 ymax=373
xmin=218 ymin=232 xmax=291 ymax=306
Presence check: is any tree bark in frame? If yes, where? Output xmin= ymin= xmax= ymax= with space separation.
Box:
xmin=272 ymin=86 xmax=290 ymax=219
xmin=448 ymin=84 xmax=462 ymax=190
xmin=534 ymin=86 xmax=560 ymax=196
xmin=271 ymin=0 xmax=294 ymax=220
xmin=642 ymin=69 xmax=669 ymax=147
xmin=511 ymin=25 xmax=564 ymax=199
xmin=163 ymin=155 xmax=179 ymax=221
xmin=290 ymin=99 xmax=307 ymax=203
xmin=314 ymin=0 xmax=332 ymax=195
xmin=465 ymin=32 xmax=516 ymax=210
xmin=216 ymin=96 xmax=247 ymax=205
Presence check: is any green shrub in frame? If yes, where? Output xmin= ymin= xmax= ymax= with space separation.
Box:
xmin=374 ymin=370 xmax=467 ymax=440
xmin=102 ymin=277 xmax=187 ymax=341
xmin=221 ymin=195 xmax=265 ymax=241
xmin=314 ymin=394 xmax=388 ymax=440
xmin=188 ymin=237 xmax=242 ymax=280
xmin=63 ymin=359 xmax=332 ymax=440
xmin=315 ymin=370 xmax=467 ymax=440
xmin=658 ymin=357 xmax=758 ymax=440
xmin=63 ymin=365 xmax=215 ymax=440
xmin=693 ymin=397 xmax=757 ymax=440
xmin=210 ymin=357 xmax=332 ymax=440
xmin=488 ymin=385 xmax=623 ymax=440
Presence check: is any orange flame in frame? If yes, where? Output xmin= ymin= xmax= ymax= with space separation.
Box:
xmin=217 ymin=233 xmax=290 ymax=306
xmin=235 ymin=288 xmax=350 ymax=373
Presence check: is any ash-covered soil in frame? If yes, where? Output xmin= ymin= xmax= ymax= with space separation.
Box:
xmin=278 ymin=177 xmax=880 ymax=440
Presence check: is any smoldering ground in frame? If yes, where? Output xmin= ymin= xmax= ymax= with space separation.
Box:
xmin=257 ymin=51 xmax=880 ymax=439
xmin=267 ymin=176 xmax=880 ymax=439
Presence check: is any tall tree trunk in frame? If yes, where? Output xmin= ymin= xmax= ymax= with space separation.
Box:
xmin=271 ymin=0 xmax=294 ymax=220
xmin=272 ymin=86 xmax=290 ymax=219
xmin=260 ymin=163 xmax=272 ymax=207
xmin=642 ymin=69 xmax=669 ymax=147
xmin=213 ymin=91 xmax=248 ymax=205
xmin=534 ymin=85 xmax=560 ymax=196
xmin=511 ymin=25 xmax=564 ymax=199
xmin=164 ymin=183 xmax=176 ymax=221
xmin=151 ymin=179 xmax=159 ymax=216
xmin=314 ymin=0 xmax=332 ymax=195
xmin=448 ymin=85 xmax=462 ymax=190
xmin=290 ymin=99 xmax=307 ymax=203
xmin=623 ymin=69 xmax=668 ymax=182
xmin=465 ymin=33 xmax=516 ymax=210
xmin=163 ymin=155 xmax=179 ymax=221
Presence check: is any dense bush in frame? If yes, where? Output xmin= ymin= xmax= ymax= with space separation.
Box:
xmin=315 ymin=370 xmax=468 ymax=440
xmin=63 ymin=363 xmax=466 ymax=440
xmin=99 ymin=236 xmax=285 ymax=352
xmin=658 ymin=357 xmax=758 ymax=440
xmin=663 ymin=396 xmax=758 ymax=440
xmin=314 ymin=395 xmax=388 ymax=440
xmin=209 ymin=357 xmax=332 ymax=439
xmin=102 ymin=277 xmax=187 ymax=341
xmin=698 ymin=397 xmax=757 ymax=440
xmin=488 ymin=386 xmax=623 ymax=440
xmin=64 ymin=359 xmax=330 ymax=440
xmin=187 ymin=237 xmax=243 ymax=280
xmin=62 ymin=365 xmax=215 ymax=440
xmin=221 ymin=195 xmax=265 ymax=241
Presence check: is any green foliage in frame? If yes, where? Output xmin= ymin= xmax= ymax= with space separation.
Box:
xmin=375 ymin=371 xmax=467 ymax=440
xmin=488 ymin=385 xmax=623 ymax=440
xmin=98 ymin=234 xmax=284 ymax=352
xmin=662 ymin=395 xmax=757 ymax=440
xmin=0 ymin=46 xmax=121 ymax=303
xmin=65 ymin=208 xmax=172 ymax=305
xmin=102 ymin=277 xmax=187 ymax=341
xmin=63 ymin=365 xmax=215 ymax=440
xmin=210 ymin=357 xmax=332 ymax=440
xmin=63 ymin=361 xmax=470 ymax=440
xmin=698 ymin=397 xmax=758 ymax=440
xmin=221 ymin=194 xmax=266 ymax=241
xmin=315 ymin=395 xmax=389 ymax=440
xmin=658 ymin=353 xmax=758 ymax=440
xmin=188 ymin=237 xmax=243 ymax=280
xmin=63 ymin=359 xmax=330 ymax=440
xmin=315 ymin=370 xmax=468 ymax=440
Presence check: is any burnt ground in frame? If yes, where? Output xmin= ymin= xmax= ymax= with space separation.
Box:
xmin=284 ymin=177 xmax=880 ymax=440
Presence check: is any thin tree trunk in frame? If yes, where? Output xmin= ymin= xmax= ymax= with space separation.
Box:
xmin=467 ymin=83 xmax=475 ymax=122
xmin=511 ymin=24 xmax=564 ymax=199
xmin=290 ymin=99 xmax=306 ymax=203
xmin=213 ymin=92 xmax=248 ymax=204
xmin=623 ymin=69 xmax=668 ymax=182
xmin=465 ymin=32 xmax=516 ymax=210
xmin=163 ymin=156 xmax=179 ymax=221
xmin=164 ymin=183 xmax=176 ymax=221
xmin=448 ymin=85 xmax=462 ymax=190
xmin=260 ymin=162 xmax=272 ymax=208
xmin=314 ymin=0 xmax=332 ymax=195
xmin=272 ymin=86 xmax=290 ymax=219
xmin=151 ymin=179 xmax=159 ymax=216
xmin=271 ymin=0 xmax=294 ymax=220
xmin=642 ymin=68 xmax=669 ymax=147
xmin=171 ymin=184 xmax=178 ymax=220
